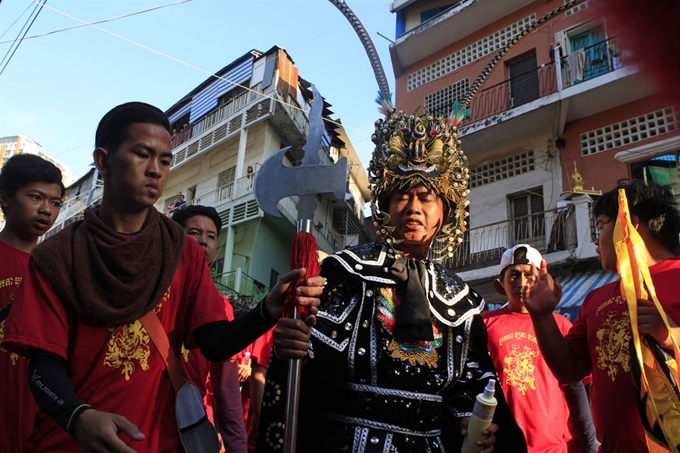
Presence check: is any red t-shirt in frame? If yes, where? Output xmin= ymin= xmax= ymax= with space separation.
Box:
xmin=250 ymin=326 xmax=274 ymax=369
xmin=483 ymin=307 xmax=572 ymax=452
xmin=2 ymin=239 xmax=229 ymax=453
xmin=182 ymin=294 xmax=234 ymax=404
xmin=235 ymin=326 xmax=274 ymax=452
xmin=181 ymin=294 xmax=243 ymax=430
xmin=566 ymin=257 xmax=680 ymax=452
xmin=0 ymin=240 xmax=36 ymax=453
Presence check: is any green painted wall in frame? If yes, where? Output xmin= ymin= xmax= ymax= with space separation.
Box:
xmin=218 ymin=216 xmax=293 ymax=290
xmin=250 ymin=216 xmax=295 ymax=289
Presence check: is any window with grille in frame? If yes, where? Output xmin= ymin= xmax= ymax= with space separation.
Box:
xmin=509 ymin=187 xmax=545 ymax=249
xmin=507 ymin=51 xmax=539 ymax=108
xmin=424 ymin=78 xmax=469 ymax=116
xmin=218 ymin=166 xmax=236 ymax=201
xmin=565 ymin=0 xmax=592 ymax=17
xmin=407 ymin=14 xmax=536 ymax=91
xmin=580 ymin=107 xmax=677 ymax=156
xmin=470 ymin=151 xmax=535 ymax=188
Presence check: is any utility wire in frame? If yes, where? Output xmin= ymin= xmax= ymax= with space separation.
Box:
xmin=0 ymin=0 xmax=193 ymax=45
xmin=0 ymin=2 xmax=33 ymax=40
xmin=0 ymin=0 xmax=47 ymax=76
xmin=32 ymin=0 xmax=371 ymax=138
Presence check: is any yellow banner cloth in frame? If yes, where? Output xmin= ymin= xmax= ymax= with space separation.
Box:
xmin=613 ymin=189 xmax=680 ymax=452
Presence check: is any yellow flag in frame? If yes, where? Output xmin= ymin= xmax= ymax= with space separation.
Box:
xmin=614 ymin=189 xmax=680 ymax=452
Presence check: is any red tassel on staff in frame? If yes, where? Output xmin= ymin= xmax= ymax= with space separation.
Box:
xmin=283 ymin=232 xmax=321 ymax=319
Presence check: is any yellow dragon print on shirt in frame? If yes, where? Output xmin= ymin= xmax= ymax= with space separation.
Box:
xmin=0 ymin=319 xmax=21 ymax=366
xmin=595 ymin=300 xmax=631 ymax=381
xmin=104 ymin=286 xmax=172 ymax=380
xmin=503 ymin=344 xmax=540 ymax=395
xmin=1 ymin=285 xmax=23 ymax=366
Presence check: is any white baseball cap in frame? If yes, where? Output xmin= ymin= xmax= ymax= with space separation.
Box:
xmin=498 ymin=244 xmax=542 ymax=275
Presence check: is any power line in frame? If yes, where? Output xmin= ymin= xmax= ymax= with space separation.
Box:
xmin=8 ymin=0 xmax=387 ymax=170
xmin=0 ymin=0 xmax=193 ymax=45
xmin=32 ymin=1 xmax=371 ymax=138
xmin=0 ymin=2 xmax=33 ymax=40
xmin=0 ymin=0 xmax=47 ymax=76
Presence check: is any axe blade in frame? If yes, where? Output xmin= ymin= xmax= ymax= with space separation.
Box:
xmin=253 ymin=146 xmax=291 ymax=217
xmin=254 ymin=148 xmax=348 ymax=219
xmin=254 ymin=88 xmax=349 ymax=221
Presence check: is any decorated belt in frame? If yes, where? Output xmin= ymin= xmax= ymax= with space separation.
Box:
xmin=324 ymin=382 xmax=444 ymax=435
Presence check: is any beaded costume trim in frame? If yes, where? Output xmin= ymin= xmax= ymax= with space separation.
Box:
xmin=328 ymin=244 xmax=484 ymax=328
xmin=341 ymin=382 xmax=444 ymax=402
xmin=325 ymin=413 xmax=442 ymax=437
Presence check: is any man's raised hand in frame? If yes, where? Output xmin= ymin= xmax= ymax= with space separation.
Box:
xmin=522 ymin=259 xmax=562 ymax=317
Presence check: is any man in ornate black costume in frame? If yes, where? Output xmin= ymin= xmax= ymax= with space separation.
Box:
xmin=258 ymin=109 xmax=526 ymax=453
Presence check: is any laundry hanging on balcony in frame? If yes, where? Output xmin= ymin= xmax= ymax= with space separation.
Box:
xmin=567 ymin=49 xmax=587 ymax=83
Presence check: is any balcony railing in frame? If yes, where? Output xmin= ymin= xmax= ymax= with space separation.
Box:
xmin=561 ymin=36 xmax=627 ymax=89
xmin=442 ymin=205 xmax=577 ymax=271
xmin=170 ymin=84 xmax=276 ymax=151
xmin=453 ymin=36 xmax=627 ymax=130
xmin=169 ymin=85 xmax=311 ymax=170
xmin=212 ymin=269 xmax=270 ymax=312
xmin=162 ymin=164 xmax=261 ymax=215
xmin=43 ymin=184 xmax=104 ymax=239
xmin=457 ymin=62 xmax=557 ymax=126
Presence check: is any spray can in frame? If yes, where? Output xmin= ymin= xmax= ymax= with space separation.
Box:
xmin=240 ymin=351 xmax=252 ymax=367
xmin=239 ymin=351 xmax=252 ymax=392
xmin=460 ymin=379 xmax=497 ymax=453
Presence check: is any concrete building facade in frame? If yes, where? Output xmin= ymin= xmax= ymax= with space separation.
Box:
xmin=388 ymin=0 xmax=678 ymax=317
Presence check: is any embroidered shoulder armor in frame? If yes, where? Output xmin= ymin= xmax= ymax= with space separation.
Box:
xmin=320 ymin=243 xmax=484 ymax=327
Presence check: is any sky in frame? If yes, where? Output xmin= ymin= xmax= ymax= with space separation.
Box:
xmin=0 ymin=0 xmax=397 ymax=182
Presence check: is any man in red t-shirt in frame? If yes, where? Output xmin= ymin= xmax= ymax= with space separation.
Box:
xmin=0 ymin=154 xmax=64 ymax=453
xmin=172 ymin=204 xmax=248 ymax=452
xmin=483 ymin=244 xmax=597 ymax=453
xmin=2 ymin=102 xmax=323 ymax=453
xmin=524 ymin=180 xmax=680 ymax=452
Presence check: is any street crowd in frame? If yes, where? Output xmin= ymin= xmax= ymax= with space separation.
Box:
xmin=0 ymin=97 xmax=678 ymax=453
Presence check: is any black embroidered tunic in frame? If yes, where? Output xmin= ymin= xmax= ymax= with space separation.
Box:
xmin=257 ymin=243 xmax=525 ymax=453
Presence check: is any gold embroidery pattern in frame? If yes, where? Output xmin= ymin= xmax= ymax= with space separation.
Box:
xmin=386 ymin=338 xmax=440 ymax=368
xmin=595 ymin=308 xmax=631 ymax=381
xmin=104 ymin=320 xmax=151 ymax=381
xmin=0 ymin=319 xmax=21 ymax=365
xmin=181 ymin=344 xmax=190 ymax=362
xmin=503 ymin=344 xmax=539 ymax=395
xmin=154 ymin=286 xmax=171 ymax=313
